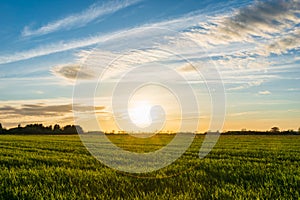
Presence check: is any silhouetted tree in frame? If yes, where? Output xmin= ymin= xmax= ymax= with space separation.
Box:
xmin=47 ymin=125 xmax=52 ymax=131
xmin=53 ymin=124 xmax=61 ymax=134
xmin=4 ymin=123 xmax=83 ymax=135
xmin=23 ymin=124 xmax=52 ymax=134
xmin=53 ymin=124 xmax=60 ymax=130
xmin=270 ymin=127 xmax=280 ymax=133
xmin=62 ymin=125 xmax=78 ymax=134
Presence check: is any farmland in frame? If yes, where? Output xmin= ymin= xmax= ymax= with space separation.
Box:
xmin=0 ymin=134 xmax=299 ymax=199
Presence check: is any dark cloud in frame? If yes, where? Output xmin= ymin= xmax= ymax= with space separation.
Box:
xmin=212 ymin=0 xmax=299 ymax=43
xmin=0 ymin=104 xmax=105 ymax=116
xmin=0 ymin=106 xmax=16 ymax=112
xmin=0 ymin=104 xmax=72 ymax=116
xmin=51 ymin=64 xmax=95 ymax=80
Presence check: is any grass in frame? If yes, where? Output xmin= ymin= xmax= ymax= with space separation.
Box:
xmin=0 ymin=134 xmax=299 ymax=199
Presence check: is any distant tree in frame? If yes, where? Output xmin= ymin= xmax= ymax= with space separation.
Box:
xmin=47 ymin=125 xmax=52 ymax=130
xmin=53 ymin=124 xmax=60 ymax=130
xmin=62 ymin=125 xmax=83 ymax=134
xmin=270 ymin=127 xmax=280 ymax=133
xmin=23 ymin=123 xmax=51 ymax=134
xmin=3 ymin=123 xmax=82 ymax=135
xmin=53 ymin=124 xmax=61 ymax=134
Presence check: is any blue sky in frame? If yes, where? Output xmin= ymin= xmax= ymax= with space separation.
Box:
xmin=0 ymin=0 xmax=299 ymax=132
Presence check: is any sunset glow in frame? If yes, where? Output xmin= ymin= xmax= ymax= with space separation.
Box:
xmin=128 ymin=101 xmax=152 ymax=128
xmin=0 ymin=0 xmax=299 ymax=133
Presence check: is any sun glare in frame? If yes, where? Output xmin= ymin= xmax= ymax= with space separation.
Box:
xmin=128 ymin=101 xmax=152 ymax=128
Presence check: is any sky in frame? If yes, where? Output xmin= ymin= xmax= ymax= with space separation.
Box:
xmin=0 ymin=0 xmax=299 ymax=132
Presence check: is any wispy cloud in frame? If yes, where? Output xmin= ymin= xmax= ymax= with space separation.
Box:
xmin=0 ymin=31 xmax=119 ymax=64
xmin=22 ymin=0 xmax=141 ymax=37
xmin=228 ymin=111 xmax=260 ymax=117
xmin=1 ymin=0 xmax=299 ymax=75
xmin=227 ymin=80 xmax=264 ymax=91
xmin=0 ymin=101 xmax=107 ymax=128
xmin=0 ymin=6 xmax=211 ymax=64
xmin=51 ymin=63 xmax=96 ymax=81
xmin=0 ymin=102 xmax=75 ymax=128
xmin=262 ymin=28 xmax=300 ymax=56
xmin=287 ymin=88 xmax=300 ymax=91
xmin=185 ymin=0 xmax=300 ymax=46
xmin=0 ymin=104 xmax=73 ymax=116
xmin=258 ymin=90 xmax=271 ymax=95
xmin=34 ymin=90 xmax=44 ymax=94
xmin=177 ymin=63 xmax=197 ymax=73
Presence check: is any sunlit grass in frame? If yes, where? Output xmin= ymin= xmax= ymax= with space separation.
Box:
xmin=0 ymin=135 xmax=299 ymax=199
xmin=107 ymin=134 xmax=175 ymax=153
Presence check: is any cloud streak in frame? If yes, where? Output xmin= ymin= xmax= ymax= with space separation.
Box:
xmin=185 ymin=0 xmax=300 ymax=46
xmin=22 ymin=0 xmax=141 ymax=37
xmin=1 ymin=0 xmax=299 ymax=73
xmin=0 ymin=7 xmax=210 ymax=64
xmin=227 ymin=80 xmax=264 ymax=91
xmin=0 ymin=103 xmax=105 ymax=116
xmin=263 ymin=28 xmax=300 ymax=55
xmin=0 ymin=31 xmax=119 ymax=64
xmin=51 ymin=63 xmax=96 ymax=80
xmin=258 ymin=90 xmax=271 ymax=95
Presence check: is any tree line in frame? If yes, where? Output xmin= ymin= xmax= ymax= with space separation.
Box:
xmin=0 ymin=123 xmax=83 ymax=135
xmin=221 ymin=126 xmax=300 ymax=135
xmin=0 ymin=123 xmax=299 ymax=135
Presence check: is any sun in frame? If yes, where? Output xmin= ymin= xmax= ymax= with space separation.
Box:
xmin=128 ymin=101 xmax=152 ymax=128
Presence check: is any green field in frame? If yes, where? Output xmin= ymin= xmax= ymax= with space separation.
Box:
xmin=0 ymin=134 xmax=299 ymax=199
